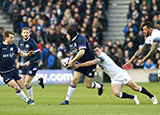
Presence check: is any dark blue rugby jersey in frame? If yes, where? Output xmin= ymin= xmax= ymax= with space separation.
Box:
xmin=0 ymin=42 xmax=19 ymax=73
xmin=69 ymin=33 xmax=95 ymax=62
xmin=18 ymin=37 xmax=40 ymax=63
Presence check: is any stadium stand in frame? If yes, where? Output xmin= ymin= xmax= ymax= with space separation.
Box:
xmin=1 ymin=0 xmax=160 ymax=70
xmin=0 ymin=0 xmax=108 ymax=69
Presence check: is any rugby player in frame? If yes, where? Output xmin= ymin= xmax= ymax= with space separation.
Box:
xmin=17 ymin=27 xmax=44 ymax=103
xmin=60 ymin=27 xmax=103 ymax=105
xmin=0 ymin=31 xmax=34 ymax=105
xmin=73 ymin=45 xmax=158 ymax=104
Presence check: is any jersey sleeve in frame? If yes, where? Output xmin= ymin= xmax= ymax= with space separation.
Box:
xmin=32 ymin=40 xmax=40 ymax=53
xmin=97 ymin=56 xmax=104 ymax=62
xmin=29 ymin=40 xmax=40 ymax=63
xmin=77 ymin=37 xmax=87 ymax=50
xmin=144 ymin=36 xmax=152 ymax=46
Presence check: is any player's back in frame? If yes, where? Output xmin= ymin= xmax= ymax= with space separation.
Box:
xmin=98 ymin=52 xmax=125 ymax=78
xmin=70 ymin=34 xmax=95 ymax=63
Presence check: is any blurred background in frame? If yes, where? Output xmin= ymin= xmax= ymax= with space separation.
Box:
xmin=0 ymin=0 xmax=160 ymax=84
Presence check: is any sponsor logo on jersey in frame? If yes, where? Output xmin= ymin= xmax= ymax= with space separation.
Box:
xmin=26 ymin=44 xmax=29 ymax=48
xmin=2 ymin=48 xmax=7 ymax=50
xmin=10 ymin=47 xmax=13 ymax=51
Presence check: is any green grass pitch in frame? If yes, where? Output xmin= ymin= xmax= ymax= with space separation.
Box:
xmin=0 ymin=82 xmax=160 ymax=115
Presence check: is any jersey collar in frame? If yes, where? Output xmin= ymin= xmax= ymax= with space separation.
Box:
xmin=3 ymin=41 xmax=13 ymax=45
xmin=23 ymin=37 xmax=30 ymax=42
xmin=71 ymin=33 xmax=78 ymax=41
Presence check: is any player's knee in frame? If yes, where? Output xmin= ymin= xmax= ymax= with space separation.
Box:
xmin=85 ymin=84 xmax=92 ymax=88
xmin=113 ymin=91 xmax=120 ymax=97
xmin=24 ymin=82 xmax=29 ymax=88
xmin=20 ymin=85 xmax=25 ymax=89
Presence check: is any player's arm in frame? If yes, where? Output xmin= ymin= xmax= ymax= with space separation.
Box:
xmin=123 ymin=44 xmax=147 ymax=68
xmin=18 ymin=50 xmax=33 ymax=57
xmin=29 ymin=50 xmax=40 ymax=63
xmin=71 ymin=49 xmax=85 ymax=63
xmin=140 ymin=42 xmax=158 ymax=64
xmin=79 ymin=58 xmax=101 ymax=67
xmin=66 ymin=49 xmax=85 ymax=68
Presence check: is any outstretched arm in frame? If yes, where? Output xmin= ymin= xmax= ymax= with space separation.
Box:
xmin=138 ymin=42 xmax=158 ymax=65
xmin=123 ymin=45 xmax=147 ymax=68
xmin=73 ymin=58 xmax=101 ymax=69
xmin=79 ymin=58 xmax=101 ymax=67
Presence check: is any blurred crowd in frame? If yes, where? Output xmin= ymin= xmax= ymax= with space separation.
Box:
xmin=97 ymin=0 xmax=160 ymax=70
xmin=1 ymin=0 xmax=160 ymax=70
xmin=123 ymin=0 xmax=160 ymax=69
xmin=0 ymin=0 xmax=108 ymax=69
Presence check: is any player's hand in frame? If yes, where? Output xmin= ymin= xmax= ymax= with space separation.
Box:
xmin=72 ymin=64 xmax=80 ymax=70
xmin=123 ymin=61 xmax=131 ymax=68
xmin=16 ymin=63 xmax=20 ymax=69
xmin=137 ymin=59 xmax=143 ymax=66
xmin=23 ymin=61 xmax=30 ymax=66
xmin=27 ymin=50 xmax=34 ymax=56
xmin=66 ymin=61 xmax=74 ymax=68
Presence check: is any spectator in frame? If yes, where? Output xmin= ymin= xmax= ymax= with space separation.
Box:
xmin=46 ymin=28 xmax=59 ymax=46
xmin=143 ymin=59 xmax=156 ymax=69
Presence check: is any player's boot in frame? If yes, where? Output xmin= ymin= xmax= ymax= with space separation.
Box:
xmin=29 ymin=98 xmax=34 ymax=102
xmin=133 ymin=95 xmax=140 ymax=104
xmin=38 ymin=78 xmax=45 ymax=89
xmin=98 ymin=83 xmax=103 ymax=96
xmin=60 ymin=100 xmax=69 ymax=105
xmin=27 ymin=99 xmax=35 ymax=105
xmin=151 ymin=95 xmax=158 ymax=104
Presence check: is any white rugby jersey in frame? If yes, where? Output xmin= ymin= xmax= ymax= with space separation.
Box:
xmin=98 ymin=52 xmax=127 ymax=79
xmin=145 ymin=29 xmax=160 ymax=50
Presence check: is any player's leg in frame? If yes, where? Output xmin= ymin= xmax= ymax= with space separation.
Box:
xmin=60 ymin=71 xmax=83 ymax=105
xmin=7 ymin=80 xmax=29 ymax=103
xmin=31 ymin=76 xmax=45 ymax=89
xmin=15 ymin=79 xmax=25 ymax=89
xmin=24 ymin=75 xmax=34 ymax=101
xmin=112 ymin=83 xmax=139 ymax=104
xmin=84 ymin=77 xmax=103 ymax=96
xmin=21 ymin=74 xmax=26 ymax=84
xmin=127 ymin=80 xmax=158 ymax=104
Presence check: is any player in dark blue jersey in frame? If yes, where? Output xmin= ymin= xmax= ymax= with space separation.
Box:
xmin=0 ymin=31 xmax=34 ymax=105
xmin=16 ymin=27 xmax=44 ymax=103
xmin=60 ymin=27 xmax=103 ymax=105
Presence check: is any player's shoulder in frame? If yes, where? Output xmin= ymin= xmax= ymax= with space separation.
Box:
xmin=18 ymin=38 xmax=24 ymax=43
xmin=152 ymin=29 xmax=160 ymax=37
xmin=29 ymin=38 xmax=37 ymax=44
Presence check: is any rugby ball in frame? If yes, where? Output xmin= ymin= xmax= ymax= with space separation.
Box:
xmin=61 ymin=57 xmax=71 ymax=67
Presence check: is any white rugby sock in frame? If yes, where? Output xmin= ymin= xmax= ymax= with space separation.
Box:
xmin=65 ymin=85 xmax=76 ymax=101
xmin=16 ymin=90 xmax=29 ymax=103
xmin=27 ymin=86 xmax=33 ymax=100
xmin=92 ymin=81 xmax=101 ymax=89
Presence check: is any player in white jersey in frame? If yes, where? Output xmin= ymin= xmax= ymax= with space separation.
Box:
xmin=73 ymin=45 xmax=158 ymax=104
xmin=123 ymin=21 xmax=160 ymax=67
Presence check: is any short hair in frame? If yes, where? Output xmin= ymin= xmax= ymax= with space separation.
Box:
xmin=142 ymin=21 xmax=153 ymax=28
xmin=21 ymin=27 xmax=30 ymax=32
xmin=4 ymin=31 xmax=14 ymax=38
xmin=92 ymin=45 xmax=101 ymax=50
xmin=66 ymin=27 xmax=77 ymax=39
